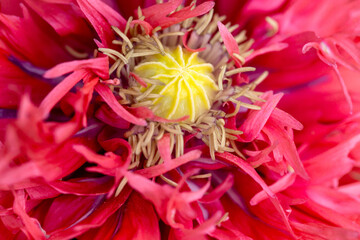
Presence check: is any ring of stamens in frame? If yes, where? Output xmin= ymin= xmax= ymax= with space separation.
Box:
xmin=98 ymin=4 xmax=268 ymax=169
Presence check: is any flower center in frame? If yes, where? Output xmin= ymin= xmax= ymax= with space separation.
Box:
xmin=134 ymin=46 xmax=218 ymax=122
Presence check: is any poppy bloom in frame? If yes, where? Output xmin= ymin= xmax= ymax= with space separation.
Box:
xmin=1 ymin=0 xmax=360 ymax=239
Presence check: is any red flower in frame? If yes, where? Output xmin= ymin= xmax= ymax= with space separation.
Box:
xmin=0 ymin=0 xmax=360 ymax=239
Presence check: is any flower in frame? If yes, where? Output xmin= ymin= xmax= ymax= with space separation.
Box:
xmin=0 ymin=0 xmax=360 ymax=239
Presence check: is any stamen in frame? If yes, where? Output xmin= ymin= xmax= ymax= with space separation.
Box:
xmin=265 ymin=16 xmax=279 ymax=37
xmin=160 ymin=175 xmax=178 ymax=187
xmin=190 ymin=173 xmax=212 ymax=179
xmin=115 ymin=177 xmax=128 ymax=197
xmin=217 ymin=212 xmax=229 ymax=226
xmin=65 ymin=45 xmax=88 ymax=59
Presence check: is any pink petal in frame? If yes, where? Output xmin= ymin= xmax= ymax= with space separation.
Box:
xmin=178 ymin=211 xmax=223 ymax=240
xmin=40 ymin=70 xmax=88 ymax=117
xmin=12 ymin=190 xmax=46 ymax=240
xmin=129 ymin=106 xmax=189 ymax=123
xmin=239 ymin=91 xmax=283 ymax=142
xmin=157 ymin=134 xmax=171 ymax=163
xmin=76 ymin=0 xmax=114 ymax=47
xmin=216 ymin=152 xmax=297 ymax=237
xmin=263 ymin=117 xmax=309 ymax=179
xmin=250 ymin=172 xmax=296 ymax=205
xmin=134 ymin=150 xmax=202 ymax=178
xmin=23 ymin=0 xmax=91 ymax=36
xmin=44 ymin=57 xmax=109 ymax=79
xmin=48 ymin=187 xmax=132 ymax=239
xmin=94 ymin=83 xmax=147 ymax=126
xmin=200 ymin=174 xmax=234 ymax=203
xmin=303 ymin=41 xmax=353 ymax=113
xmin=129 ymin=72 xmax=147 ymax=88
xmin=130 ymin=20 xmax=153 ymax=35
xmin=50 ymin=177 xmax=113 ymax=196
xmin=0 ymin=5 xmax=72 ymax=67
xmin=141 ymin=0 xmax=183 ymax=20
xmin=216 ymin=152 xmax=275 ymax=199
xmin=304 ymin=134 xmax=360 ymax=184
xmin=142 ymin=1 xmax=214 ymax=29
xmin=217 ymin=21 xmax=241 ymax=67
xmin=182 ymin=30 xmax=206 ymax=53
xmin=95 ymin=104 xmax=131 ymax=129
xmin=73 ymin=145 xmax=122 ymax=169
xmin=84 ymin=0 xmax=126 ymax=30
xmin=292 ymin=222 xmax=360 ymax=240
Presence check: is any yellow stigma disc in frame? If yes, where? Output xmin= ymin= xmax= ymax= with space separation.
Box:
xmin=134 ymin=46 xmax=218 ymax=122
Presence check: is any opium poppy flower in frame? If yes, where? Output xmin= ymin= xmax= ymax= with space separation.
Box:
xmin=1 ymin=0 xmax=360 ymax=239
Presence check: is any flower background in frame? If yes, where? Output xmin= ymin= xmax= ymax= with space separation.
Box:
xmin=1 ymin=0 xmax=360 ymax=239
